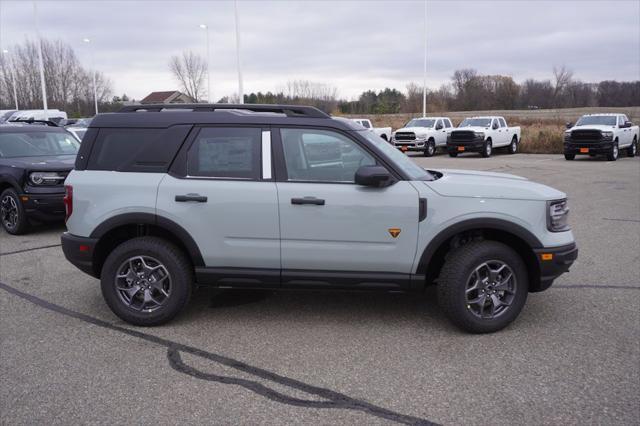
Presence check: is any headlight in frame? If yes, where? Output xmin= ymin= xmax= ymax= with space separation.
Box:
xmin=547 ymin=199 xmax=570 ymax=232
xmin=29 ymin=171 xmax=66 ymax=186
xmin=601 ymin=131 xmax=613 ymax=140
xmin=474 ymin=132 xmax=485 ymax=138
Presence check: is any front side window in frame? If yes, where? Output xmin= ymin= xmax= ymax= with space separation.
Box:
xmin=436 ymin=120 xmax=443 ymax=130
xmin=280 ymin=128 xmax=375 ymax=183
xmin=187 ymin=127 xmax=261 ymax=179
xmin=0 ymin=131 xmax=79 ymax=158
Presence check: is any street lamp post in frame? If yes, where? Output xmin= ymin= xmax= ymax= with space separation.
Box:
xmin=2 ymin=49 xmax=19 ymax=110
xmin=422 ymin=0 xmax=427 ymax=117
xmin=199 ymin=24 xmax=211 ymax=103
xmin=234 ymin=0 xmax=244 ymax=104
xmin=83 ymin=38 xmax=99 ymax=115
xmin=33 ymin=1 xmax=48 ymax=120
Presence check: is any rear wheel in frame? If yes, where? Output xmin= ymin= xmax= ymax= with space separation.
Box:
xmin=424 ymin=139 xmax=436 ymax=157
xmin=0 ymin=188 xmax=29 ymax=235
xmin=481 ymin=140 xmax=492 ymax=157
xmin=448 ymin=151 xmax=458 ymax=157
xmin=564 ymin=153 xmax=575 ymax=160
xmin=100 ymin=237 xmax=193 ymax=326
xmin=627 ymin=137 xmax=637 ymax=157
xmin=437 ymin=241 xmax=528 ymax=333
xmin=508 ymin=136 xmax=518 ymax=154
xmin=606 ymin=141 xmax=619 ymax=161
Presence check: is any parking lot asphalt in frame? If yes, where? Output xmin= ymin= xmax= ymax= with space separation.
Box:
xmin=1 ymin=153 xmax=638 ymax=425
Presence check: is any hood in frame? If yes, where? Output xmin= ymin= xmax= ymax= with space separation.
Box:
xmin=395 ymin=126 xmax=436 ymax=135
xmin=452 ymin=126 xmax=490 ymax=133
xmin=0 ymin=155 xmax=76 ymax=170
xmin=569 ymin=124 xmax=616 ymax=132
xmin=425 ymin=168 xmax=565 ymax=201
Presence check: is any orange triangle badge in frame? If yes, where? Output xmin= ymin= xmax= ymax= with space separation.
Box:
xmin=388 ymin=228 xmax=401 ymax=238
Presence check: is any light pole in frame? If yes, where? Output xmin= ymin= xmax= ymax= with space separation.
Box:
xmin=234 ymin=0 xmax=244 ymax=104
xmin=33 ymin=1 xmax=48 ymax=120
xmin=2 ymin=49 xmax=19 ymax=110
xmin=199 ymin=24 xmax=211 ymax=103
xmin=83 ymin=38 xmax=99 ymax=115
xmin=422 ymin=0 xmax=427 ymax=117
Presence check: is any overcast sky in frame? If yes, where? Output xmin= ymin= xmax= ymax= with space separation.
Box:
xmin=1 ymin=0 xmax=639 ymax=101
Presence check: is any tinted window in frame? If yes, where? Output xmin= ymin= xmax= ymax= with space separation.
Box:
xmin=88 ymin=129 xmax=162 ymax=170
xmin=0 ymin=131 xmax=78 ymax=158
xmin=187 ymin=127 xmax=260 ymax=179
xmin=281 ymin=128 xmax=375 ymax=183
xmin=360 ymin=120 xmax=371 ymax=129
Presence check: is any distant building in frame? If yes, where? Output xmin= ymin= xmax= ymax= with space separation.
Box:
xmin=140 ymin=91 xmax=195 ymax=104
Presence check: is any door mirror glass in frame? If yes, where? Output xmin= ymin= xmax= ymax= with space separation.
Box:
xmin=355 ymin=165 xmax=393 ymax=187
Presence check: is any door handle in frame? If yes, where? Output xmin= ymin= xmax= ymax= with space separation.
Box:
xmin=175 ymin=194 xmax=208 ymax=203
xmin=291 ymin=197 xmax=325 ymax=206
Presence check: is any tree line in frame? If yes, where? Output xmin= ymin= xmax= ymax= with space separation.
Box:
xmin=0 ymin=38 xmax=114 ymax=117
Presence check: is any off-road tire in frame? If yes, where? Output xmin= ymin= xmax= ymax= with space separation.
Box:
xmin=101 ymin=237 xmax=193 ymax=326
xmin=0 ymin=188 xmax=29 ymax=235
xmin=437 ymin=241 xmax=529 ymax=333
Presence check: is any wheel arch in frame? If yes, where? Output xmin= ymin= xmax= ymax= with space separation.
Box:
xmin=417 ymin=218 xmax=542 ymax=292
xmin=89 ymin=213 xmax=205 ymax=277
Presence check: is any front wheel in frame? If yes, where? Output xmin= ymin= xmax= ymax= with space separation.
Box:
xmin=606 ymin=141 xmax=619 ymax=161
xmin=481 ymin=140 xmax=492 ymax=157
xmin=627 ymin=138 xmax=637 ymax=157
xmin=423 ymin=140 xmax=436 ymax=157
xmin=448 ymin=151 xmax=458 ymax=157
xmin=437 ymin=241 xmax=528 ymax=333
xmin=1 ymin=188 xmax=29 ymax=235
xmin=100 ymin=237 xmax=193 ymax=326
xmin=564 ymin=153 xmax=575 ymax=160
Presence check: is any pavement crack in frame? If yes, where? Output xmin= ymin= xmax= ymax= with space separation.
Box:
xmin=0 ymin=280 xmax=435 ymax=426
xmin=0 ymin=244 xmax=62 ymax=257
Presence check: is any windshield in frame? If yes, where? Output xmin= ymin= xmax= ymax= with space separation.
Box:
xmin=576 ymin=115 xmax=617 ymax=126
xmin=0 ymin=131 xmax=79 ymax=158
xmin=405 ymin=119 xmax=435 ymax=128
xmin=358 ymin=130 xmax=432 ymax=180
xmin=459 ymin=118 xmax=492 ymax=127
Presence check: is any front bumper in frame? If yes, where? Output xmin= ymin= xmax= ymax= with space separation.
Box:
xmin=564 ymin=141 xmax=613 ymax=155
xmin=394 ymin=140 xmax=427 ymax=152
xmin=21 ymin=192 xmax=66 ymax=222
xmin=446 ymin=141 xmax=485 ymax=153
xmin=532 ymin=242 xmax=578 ymax=292
xmin=61 ymin=232 xmax=100 ymax=277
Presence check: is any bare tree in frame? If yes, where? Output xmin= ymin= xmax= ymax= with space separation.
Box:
xmin=169 ymin=51 xmax=207 ymax=102
xmin=552 ymin=65 xmax=573 ymax=106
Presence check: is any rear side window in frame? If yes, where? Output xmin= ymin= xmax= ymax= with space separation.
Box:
xmin=88 ymin=129 xmax=163 ymax=171
xmin=444 ymin=119 xmax=453 ymax=128
xmin=187 ymin=127 xmax=261 ymax=179
xmin=499 ymin=118 xmax=507 ymax=127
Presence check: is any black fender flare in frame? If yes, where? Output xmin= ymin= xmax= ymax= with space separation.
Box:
xmin=0 ymin=176 xmax=22 ymax=194
xmin=416 ymin=218 xmax=542 ymax=275
xmin=90 ymin=212 xmax=205 ymax=267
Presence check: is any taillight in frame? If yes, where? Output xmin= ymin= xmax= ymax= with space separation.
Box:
xmin=63 ymin=185 xmax=73 ymax=222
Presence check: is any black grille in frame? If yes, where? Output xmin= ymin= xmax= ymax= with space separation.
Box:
xmin=395 ymin=132 xmax=415 ymax=141
xmin=450 ymin=131 xmax=476 ymax=142
xmin=570 ymin=130 xmax=602 ymax=141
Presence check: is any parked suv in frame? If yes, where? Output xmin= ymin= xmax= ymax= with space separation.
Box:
xmin=61 ymin=104 xmax=577 ymax=333
xmin=0 ymin=123 xmax=79 ymax=234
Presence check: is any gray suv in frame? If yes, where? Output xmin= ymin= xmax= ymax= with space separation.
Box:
xmin=61 ymin=104 xmax=577 ymax=333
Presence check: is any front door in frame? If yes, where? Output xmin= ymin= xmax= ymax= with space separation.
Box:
xmin=273 ymin=127 xmax=420 ymax=285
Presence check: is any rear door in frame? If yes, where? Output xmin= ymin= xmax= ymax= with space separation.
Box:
xmin=434 ymin=119 xmax=447 ymax=145
xmin=273 ymin=127 xmax=420 ymax=287
xmin=156 ymin=126 xmax=280 ymax=284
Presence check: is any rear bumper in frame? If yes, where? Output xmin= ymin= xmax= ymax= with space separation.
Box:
xmin=21 ymin=193 xmax=66 ymax=222
xmin=564 ymin=141 xmax=612 ymax=154
xmin=532 ymin=242 xmax=578 ymax=292
xmin=61 ymin=232 xmax=99 ymax=278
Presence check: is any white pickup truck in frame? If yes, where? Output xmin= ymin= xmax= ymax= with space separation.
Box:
xmin=448 ymin=116 xmax=521 ymax=158
xmin=350 ymin=118 xmax=392 ymax=142
xmin=564 ymin=113 xmax=638 ymax=161
xmin=391 ymin=117 xmax=454 ymax=157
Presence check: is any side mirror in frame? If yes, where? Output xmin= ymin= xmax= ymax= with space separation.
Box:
xmin=623 ymin=121 xmax=633 ymax=128
xmin=565 ymin=122 xmax=573 ymax=129
xmin=436 ymin=124 xmax=443 ymax=130
xmin=355 ymin=165 xmax=393 ymax=187
xmin=492 ymin=122 xmax=499 ymax=130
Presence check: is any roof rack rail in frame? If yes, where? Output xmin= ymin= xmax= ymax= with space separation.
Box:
xmin=8 ymin=118 xmax=59 ymax=127
xmin=118 ymin=103 xmax=330 ymax=119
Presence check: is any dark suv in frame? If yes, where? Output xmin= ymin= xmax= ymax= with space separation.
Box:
xmin=0 ymin=123 xmax=79 ymax=234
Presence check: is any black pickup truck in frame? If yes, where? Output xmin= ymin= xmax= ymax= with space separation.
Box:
xmin=0 ymin=123 xmax=79 ymax=234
